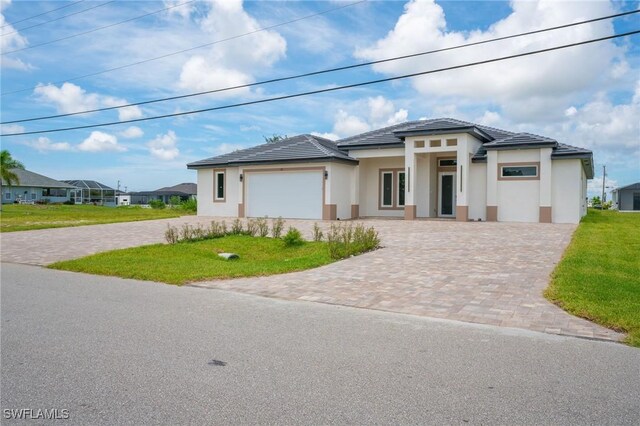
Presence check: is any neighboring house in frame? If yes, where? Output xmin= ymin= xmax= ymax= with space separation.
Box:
xmin=127 ymin=182 xmax=197 ymax=205
xmin=62 ymin=180 xmax=116 ymax=206
xmin=187 ymin=118 xmax=593 ymax=224
xmin=611 ymin=183 xmax=640 ymax=211
xmin=1 ymin=168 xmax=76 ymax=204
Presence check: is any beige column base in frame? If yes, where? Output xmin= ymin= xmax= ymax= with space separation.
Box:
xmin=539 ymin=206 xmax=552 ymax=223
xmin=456 ymin=206 xmax=469 ymax=222
xmin=323 ymin=204 xmax=337 ymax=220
xmin=486 ymin=206 xmax=497 ymax=222
xmin=404 ymin=205 xmax=417 ymax=220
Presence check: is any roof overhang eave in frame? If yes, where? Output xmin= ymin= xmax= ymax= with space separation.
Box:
xmin=187 ymin=156 xmax=358 ymax=170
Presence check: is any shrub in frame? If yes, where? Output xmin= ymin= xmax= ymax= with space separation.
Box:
xmin=231 ymin=218 xmax=244 ymax=235
xmin=165 ymin=224 xmax=179 ymax=244
xmin=35 ymin=198 xmax=50 ymax=205
xmin=208 ymin=220 xmax=226 ymax=238
xmin=149 ymin=199 xmax=166 ymax=209
xmin=283 ymin=227 xmax=304 ymax=247
xmin=326 ymin=223 xmax=380 ymax=260
xmin=181 ymin=197 xmax=197 ymax=212
xmin=63 ymin=200 xmax=75 ymax=205
xmin=271 ymin=217 xmax=284 ymax=238
xmin=169 ymin=195 xmax=182 ymax=207
xmin=246 ymin=219 xmax=258 ymax=237
xmin=312 ymin=223 xmax=324 ymax=242
xmin=256 ymin=217 xmax=269 ymax=237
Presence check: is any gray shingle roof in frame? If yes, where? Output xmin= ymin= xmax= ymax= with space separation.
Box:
xmin=613 ymin=182 xmax=640 ymax=192
xmin=187 ymin=134 xmax=357 ymax=168
xmin=336 ymin=118 xmax=515 ymax=148
xmin=1 ymin=169 xmax=76 ymax=188
xmin=482 ymin=132 xmax=557 ymax=149
xmin=155 ymin=182 xmax=197 ymax=194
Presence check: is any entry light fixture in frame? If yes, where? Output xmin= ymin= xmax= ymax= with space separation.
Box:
xmin=324 ymin=171 xmax=328 ymax=180
xmin=239 ymin=174 xmax=243 ymax=182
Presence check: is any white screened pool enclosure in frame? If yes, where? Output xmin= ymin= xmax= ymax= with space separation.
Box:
xmin=63 ymin=180 xmax=116 ymax=206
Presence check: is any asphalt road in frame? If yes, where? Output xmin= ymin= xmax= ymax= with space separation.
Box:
xmin=1 ymin=263 xmax=639 ymax=425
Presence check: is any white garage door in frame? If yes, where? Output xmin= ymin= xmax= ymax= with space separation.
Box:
xmin=245 ymin=170 xmax=323 ymax=219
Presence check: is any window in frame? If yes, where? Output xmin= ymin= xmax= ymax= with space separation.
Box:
xmin=414 ymin=140 xmax=425 ymax=148
xmin=4 ymin=192 xmax=11 ymax=200
xmin=381 ymin=171 xmax=393 ymax=207
xmin=214 ymin=170 xmax=226 ymax=201
xmin=438 ymin=158 xmax=457 ymax=167
xmin=398 ymin=172 xmax=405 ymax=207
xmin=430 ymin=139 xmax=441 ymax=148
xmin=501 ymin=165 xmax=538 ymax=177
xmin=31 ymin=192 xmax=37 ymax=200
xmin=379 ymin=169 xmax=405 ymax=209
xmin=446 ymin=138 xmax=458 ymax=146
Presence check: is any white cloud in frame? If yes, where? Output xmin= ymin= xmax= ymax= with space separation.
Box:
xmin=588 ymin=175 xmax=618 ymax=198
xmin=477 ymin=111 xmax=501 ymax=126
xmin=356 ymin=0 xmax=625 ymax=120
xmin=0 ymin=0 xmax=32 ymax=70
xmin=213 ymin=142 xmax=249 ymax=155
xmin=26 ymin=137 xmax=72 ymax=153
xmin=177 ymin=0 xmax=286 ymax=96
xmin=325 ymin=96 xmax=409 ymax=138
xmin=34 ymin=82 xmax=143 ymax=121
xmin=148 ymin=130 xmax=179 ymax=160
xmin=119 ymin=126 xmax=144 ymax=139
xmin=78 ymin=131 xmax=126 ymax=152
xmin=0 ymin=123 xmax=25 ymax=134
xmin=311 ymin=132 xmax=339 ymax=141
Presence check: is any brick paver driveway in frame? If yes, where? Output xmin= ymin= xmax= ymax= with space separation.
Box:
xmin=0 ymin=217 xmax=623 ymax=341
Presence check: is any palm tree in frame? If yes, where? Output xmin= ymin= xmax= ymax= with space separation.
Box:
xmin=1 ymin=150 xmax=25 ymax=210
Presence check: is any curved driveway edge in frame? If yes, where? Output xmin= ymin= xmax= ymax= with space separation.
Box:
xmin=0 ymin=217 xmax=624 ymax=342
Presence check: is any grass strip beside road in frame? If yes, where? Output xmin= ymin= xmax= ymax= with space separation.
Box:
xmin=0 ymin=204 xmax=192 ymax=232
xmin=49 ymin=235 xmax=335 ymax=284
xmin=545 ymin=210 xmax=640 ymax=346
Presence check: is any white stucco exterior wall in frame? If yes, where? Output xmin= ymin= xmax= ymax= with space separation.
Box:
xmin=468 ymin=163 xmax=487 ymax=221
xmin=328 ymin=162 xmax=355 ymax=220
xmin=196 ymin=167 xmax=240 ymax=217
xmin=552 ymin=159 xmax=583 ymax=223
xmin=356 ymin=156 xmax=405 ymax=217
xmin=496 ymin=149 xmax=541 ymax=223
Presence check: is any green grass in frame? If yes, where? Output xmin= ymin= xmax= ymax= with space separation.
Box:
xmin=0 ymin=204 xmax=192 ymax=232
xmin=545 ymin=209 xmax=640 ymax=346
xmin=49 ymin=235 xmax=335 ymax=285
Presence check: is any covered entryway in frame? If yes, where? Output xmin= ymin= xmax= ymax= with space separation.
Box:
xmin=245 ymin=169 xmax=323 ymax=219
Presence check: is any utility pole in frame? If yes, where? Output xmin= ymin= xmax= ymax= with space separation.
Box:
xmin=601 ymin=165 xmax=606 ymax=204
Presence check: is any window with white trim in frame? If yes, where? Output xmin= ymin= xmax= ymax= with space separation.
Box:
xmin=397 ymin=172 xmax=405 ymax=207
xmin=438 ymin=158 xmax=457 ymax=167
xmin=381 ymin=171 xmax=393 ymax=207
xmin=501 ymin=165 xmax=538 ymax=178
xmin=214 ymin=170 xmax=225 ymax=201
xmin=4 ymin=192 xmax=11 ymax=200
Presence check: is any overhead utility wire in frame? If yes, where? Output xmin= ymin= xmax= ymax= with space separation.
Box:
xmin=1 ymin=1 xmax=114 ymax=36
xmin=0 ymin=0 xmax=86 ymax=29
xmin=3 ymin=9 xmax=637 ymax=125
xmin=0 ymin=0 xmax=367 ymax=96
xmin=2 ymin=29 xmax=638 ymax=137
xmin=2 ymin=0 xmax=197 ymax=52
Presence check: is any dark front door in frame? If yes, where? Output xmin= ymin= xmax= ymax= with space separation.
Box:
xmin=634 ymin=193 xmax=640 ymax=211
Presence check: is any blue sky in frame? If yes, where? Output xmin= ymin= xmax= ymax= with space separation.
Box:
xmin=1 ymin=0 xmax=638 ymax=195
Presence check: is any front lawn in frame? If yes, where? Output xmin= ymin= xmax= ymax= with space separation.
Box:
xmin=545 ymin=210 xmax=640 ymax=346
xmin=49 ymin=235 xmax=335 ymax=285
xmin=0 ymin=204 xmax=192 ymax=232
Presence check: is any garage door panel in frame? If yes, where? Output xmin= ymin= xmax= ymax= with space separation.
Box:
xmin=246 ymin=171 xmax=323 ymax=219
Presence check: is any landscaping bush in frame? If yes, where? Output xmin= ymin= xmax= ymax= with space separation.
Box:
xmin=231 ymin=218 xmax=244 ymax=234
xmin=312 ymin=223 xmax=324 ymax=242
xmin=149 ymin=199 xmax=166 ymax=209
xmin=181 ymin=197 xmax=197 ymax=213
xmin=169 ymin=195 xmax=182 ymax=207
xmin=256 ymin=217 xmax=269 ymax=237
xmin=208 ymin=220 xmax=227 ymax=238
xmin=165 ymin=224 xmax=179 ymax=244
xmin=63 ymin=200 xmax=75 ymax=205
xmin=35 ymin=198 xmax=50 ymax=205
xmin=271 ymin=217 xmax=284 ymax=238
xmin=326 ymin=223 xmax=380 ymax=260
xmin=246 ymin=219 xmax=258 ymax=237
xmin=283 ymin=227 xmax=305 ymax=247
xmin=165 ymin=221 xmax=230 ymax=244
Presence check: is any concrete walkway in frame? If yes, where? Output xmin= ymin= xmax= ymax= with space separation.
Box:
xmin=0 ymin=217 xmax=624 ymax=342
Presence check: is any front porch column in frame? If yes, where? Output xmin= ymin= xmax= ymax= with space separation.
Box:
xmin=455 ymin=138 xmax=470 ymax=222
xmin=404 ymin=149 xmax=418 ymax=220
xmin=351 ymin=165 xmax=360 ymax=219
xmin=539 ymin=148 xmax=552 ymax=223
xmin=486 ymin=150 xmax=498 ymax=221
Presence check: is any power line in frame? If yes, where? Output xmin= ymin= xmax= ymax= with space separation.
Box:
xmin=0 ymin=0 xmax=367 ymax=96
xmin=1 ymin=1 xmax=114 ymax=36
xmin=2 ymin=0 xmax=197 ymax=53
xmin=2 ymin=29 xmax=638 ymax=138
xmin=3 ymin=9 xmax=637 ymax=124
xmin=0 ymin=0 xmax=86 ymax=29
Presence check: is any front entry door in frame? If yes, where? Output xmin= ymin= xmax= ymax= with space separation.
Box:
xmin=438 ymin=172 xmax=456 ymax=217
